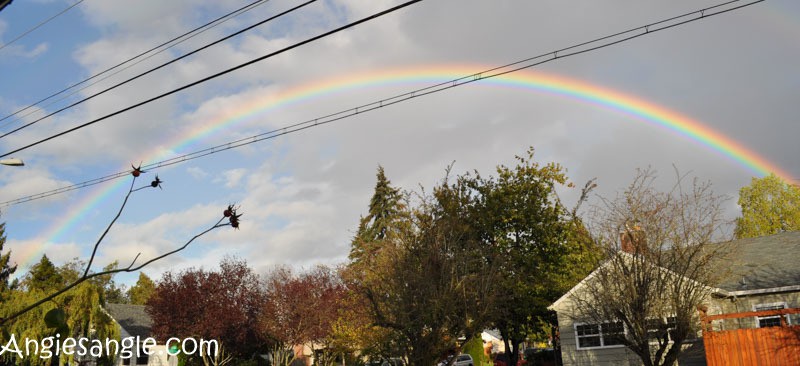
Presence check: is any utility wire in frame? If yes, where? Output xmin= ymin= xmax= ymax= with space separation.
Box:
xmin=0 ymin=0 xmax=312 ymax=139
xmin=0 ymin=0 xmax=272 ymax=133
xmin=0 ymin=0 xmax=766 ymax=208
xmin=0 ymin=0 xmax=423 ymax=156
xmin=0 ymin=0 xmax=84 ymax=53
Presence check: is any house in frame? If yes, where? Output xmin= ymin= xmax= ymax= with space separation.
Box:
xmin=480 ymin=329 xmax=506 ymax=354
xmin=549 ymin=231 xmax=800 ymax=366
xmin=105 ymin=303 xmax=174 ymax=366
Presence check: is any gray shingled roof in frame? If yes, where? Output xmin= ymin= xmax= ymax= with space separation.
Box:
xmin=105 ymin=303 xmax=153 ymax=338
xmin=715 ymin=231 xmax=800 ymax=291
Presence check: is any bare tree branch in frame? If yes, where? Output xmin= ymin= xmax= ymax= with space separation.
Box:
xmin=1 ymin=171 xmax=236 ymax=326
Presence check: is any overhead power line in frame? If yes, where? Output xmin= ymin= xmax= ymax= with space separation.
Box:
xmin=0 ymin=0 xmax=311 ymax=139
xmin=0 ymin=0 xmax=766 ymax=208
xmin=0 ymin=0 xmax=84 ymax=52
xmin=0 ymin=0 xmax=424 ymax=157
xmin=0 ymin=0 xmax=272 ymax=133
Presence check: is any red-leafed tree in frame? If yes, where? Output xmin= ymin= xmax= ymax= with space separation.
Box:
xmin=260 ymin=265 xmax=348 ymax=366
xmin=147 ymin=257 xmax=265 ymax=362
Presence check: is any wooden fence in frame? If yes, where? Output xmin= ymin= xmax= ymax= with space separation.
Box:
xmin=699 ymin=307 xmax=800 ymax=366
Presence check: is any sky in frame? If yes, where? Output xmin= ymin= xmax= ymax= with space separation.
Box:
xmin=0 ymin=0 xmax=798 ymax=286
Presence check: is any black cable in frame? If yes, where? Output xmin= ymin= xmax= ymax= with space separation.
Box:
xmin=0 ymin=0 xmax=423 ymax=157
xmin=0 ymin=0 xmax=312 ymax=139
xmin=0 ymin=0 xmax=271 ymax=131
xmin=0 ymin=0 xmax=769 ymax=207
xmin=0 ymin=0 xmax=84 ymax=52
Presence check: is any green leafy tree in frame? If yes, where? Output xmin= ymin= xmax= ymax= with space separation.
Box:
xmin=94 ymin=261 xmax=129 ymax=304
xmin=361 ymin=175 xmax=493 ymax=365
xmin=349 ymin=151 xmax=597 ymax=366
xmin=1 ymin=261 xmax=119 ymax=365
xmin=466 ymin=148 xmax=596 ymax=366
xmin=128 ymin=272 xmax=156 ymax=305
xmin=735 ymin=173 xmax=800 ymax=238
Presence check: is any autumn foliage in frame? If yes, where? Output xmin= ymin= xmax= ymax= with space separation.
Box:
xmin=260 ymin=265 xmax=349 ymax=365
xmin=146 ymin=258 xmax=265 ymax=360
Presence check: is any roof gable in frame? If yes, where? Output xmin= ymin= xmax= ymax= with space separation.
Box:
xmin=105 ymin=303 xmax=153 ymax=338
xmin=550 ymin=231 xmax=800 ymax=311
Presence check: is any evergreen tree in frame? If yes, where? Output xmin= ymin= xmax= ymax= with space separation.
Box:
xmin=128 ymin=272 xmax=156 ymax=305
xmin=0 ymin=222 xmax=17 ymax=300
xmin=348 ymin=166 xmax=404 ymax=266
xmin=25 ymin=255 xmax=64 ymax=293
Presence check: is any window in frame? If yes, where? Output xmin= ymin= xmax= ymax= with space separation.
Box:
xmin=602 ymin=321 xmax=625 ymax=346
xmin=647 ymin=316 xmax=677 ymax=342
xmin=754 ymin=302 xmax=788 ymax=328
xmin=576 ymin=324 xmax=601 ymax=348
xmin=575 ymin=322 xmax=625 ymax=349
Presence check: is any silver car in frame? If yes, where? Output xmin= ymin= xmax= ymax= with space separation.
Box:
xmin=438 ymin=354 xmax=474 ymax=366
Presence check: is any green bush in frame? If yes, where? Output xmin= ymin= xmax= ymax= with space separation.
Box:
xmin=463 ymin=336 xmax=490 ymax=366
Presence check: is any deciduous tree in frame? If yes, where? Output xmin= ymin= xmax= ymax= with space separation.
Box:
xmin=1 ymin=260 xmax=119 ymax=365
xmin=466 ymin=149 xmax=595 ymax=366
xmin=147 ymin=257 xmax=265 ymax=362
xmin=349 ymin=152 xmax=597 ymax=366
xmin=129 ymin=272 xmax=155 ymax=305
xmin=734 ymin=173 xmax=800 ymax=239
xmin=569 ymin=168 xmax=732 ymax=366
xmin=260 ymin=265 xmax=348 ymax=366
xmin=354 ymin=169 xmax=496 ymax=366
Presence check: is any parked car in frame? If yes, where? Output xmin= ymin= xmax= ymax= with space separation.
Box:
xmin=438 ymin=354 xmax=473 ymax=366
xmin=493 ymin=352 xmax=526 ymax=366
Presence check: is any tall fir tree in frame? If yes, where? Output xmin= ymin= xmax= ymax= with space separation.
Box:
xmin=25 ymin=254 xmax=63 ymax=293
xmin=0 ymin=222 xmax=17 ymax=297
xmin=348 ymin=166 xmax=403 ymax=266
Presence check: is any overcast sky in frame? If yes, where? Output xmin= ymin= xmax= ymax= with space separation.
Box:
xmin=0 ymin=0 xmax=798 ymax=286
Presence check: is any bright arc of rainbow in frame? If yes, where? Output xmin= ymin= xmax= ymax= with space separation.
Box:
xmin=15 ymin=65 xmax=793 ymax=270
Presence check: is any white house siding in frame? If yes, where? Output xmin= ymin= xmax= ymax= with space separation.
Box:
xmin=557 ymin=306 xmax=708 ymax=366
xmin=557 ymin=312 xmax=642 ymax=366
xmin=709 ymin=291 xmax=800 ymax=331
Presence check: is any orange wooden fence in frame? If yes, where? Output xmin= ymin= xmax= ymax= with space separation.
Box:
xmin=699 ymin=307 xmax=800 ymax=366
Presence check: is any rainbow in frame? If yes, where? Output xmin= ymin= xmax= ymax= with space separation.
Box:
xmin=14 ymin=64 xmax=794 ymax=269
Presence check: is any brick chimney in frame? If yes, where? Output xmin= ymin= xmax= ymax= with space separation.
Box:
xmin=620 ymin=225 xmax=646 ymax=254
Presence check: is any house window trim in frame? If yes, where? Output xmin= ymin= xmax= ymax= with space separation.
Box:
xmin=644 ymin=315 xmax=702 ymax=345
xmin=574 ymin=321 xmax=627 ymax=350
xmin=753 ymin=302 xmax=789 ymax=328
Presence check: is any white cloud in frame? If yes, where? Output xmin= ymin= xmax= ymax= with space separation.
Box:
xmin=2 ymin=0 xmax=799 ymax=283
xmin=217 ymin=168 xmax=247 ymax=188
xmin=0 ymin=42 xmax=49 ymax=59
xmin=186 ymin=166 xmax=208 ymax=179
xmin=6 ymin=239 xmax=81 ymax=277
